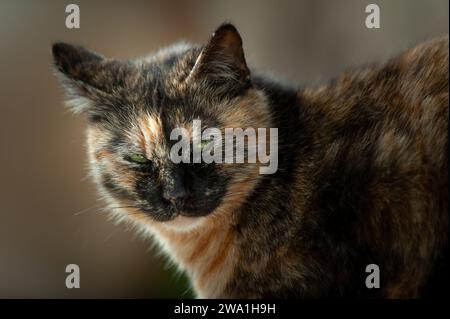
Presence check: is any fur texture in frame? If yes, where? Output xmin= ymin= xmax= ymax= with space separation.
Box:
xmin=53 ymin=24 xmax=449 ymax=298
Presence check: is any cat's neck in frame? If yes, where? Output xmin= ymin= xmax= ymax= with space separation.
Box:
xmin=142 ymin=211 xmax=236 ymax=298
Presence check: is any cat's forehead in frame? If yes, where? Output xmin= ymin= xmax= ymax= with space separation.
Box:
xmin=138 ymin=43 xmax=201 ymax=95
xmin=128 ymin=109 xmax=218 ymax=142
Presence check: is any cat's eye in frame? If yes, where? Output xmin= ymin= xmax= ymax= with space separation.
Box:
xmin=129 ymin=153 xmax=148 ymax=164
xmin=199 ymin=139 xmax=212 ymax=150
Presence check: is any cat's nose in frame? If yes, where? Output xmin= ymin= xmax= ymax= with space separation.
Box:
xmin=161 ymin=172 xmax=187 ymax=205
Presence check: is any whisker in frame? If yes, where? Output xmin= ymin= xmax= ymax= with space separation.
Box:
xmin=109 ymin=205 xmax=140 ymax=210
xmin=72 ymin=202 xmax=104 ymax=216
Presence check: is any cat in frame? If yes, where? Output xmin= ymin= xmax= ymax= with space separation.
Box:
xmin=52 ymin=23 xmax=449 ymax=298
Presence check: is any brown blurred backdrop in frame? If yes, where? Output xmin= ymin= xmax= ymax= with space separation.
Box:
xmin=0 ymin=0 xmax=448 ymax=298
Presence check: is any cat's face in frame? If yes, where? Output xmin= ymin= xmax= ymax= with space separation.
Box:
xmin=53 ymin=24 xmax=271 ymax=225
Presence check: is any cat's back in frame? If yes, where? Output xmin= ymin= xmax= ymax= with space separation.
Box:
xmin=295 ymin=36 xmax=448 ymax=297
xmin=300 ymin=35 xmax=448 ymax=170
xmin=392 ymin=35 xmax=448 ymax=157
xmin=379 ymin=35 xmax=449 ymax=189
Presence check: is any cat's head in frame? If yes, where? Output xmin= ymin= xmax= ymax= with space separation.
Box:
xmin=53 ymin=24 xmax=272 ymax=228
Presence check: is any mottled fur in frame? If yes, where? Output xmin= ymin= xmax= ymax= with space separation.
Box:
xmin=53 ymin=24 xmax=448 ymax=298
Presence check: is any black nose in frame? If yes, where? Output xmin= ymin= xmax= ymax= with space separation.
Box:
xmin=162 ymin=171 xmax=187 ymax=205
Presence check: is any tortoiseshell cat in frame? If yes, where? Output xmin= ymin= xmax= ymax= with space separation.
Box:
xmin=52 ymin=24 xmax=448 ymax=298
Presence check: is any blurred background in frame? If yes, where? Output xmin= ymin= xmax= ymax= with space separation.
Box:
xmin=0 ymin=0 xmax=448 ymax=298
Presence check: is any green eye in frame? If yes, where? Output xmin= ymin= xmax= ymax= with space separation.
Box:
xmin=129 ymin=153 xmax=148 ymax=164
xmin=199 ymin=139 xmax=212 ymax=150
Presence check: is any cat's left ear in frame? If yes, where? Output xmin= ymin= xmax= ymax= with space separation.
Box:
xmin=52 ymin=42 xmax=129 ymax=115
xmin=188 ymin=23 xmax=251 ymax=91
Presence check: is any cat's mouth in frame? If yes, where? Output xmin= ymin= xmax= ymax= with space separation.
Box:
xmin=171 ymin=201 xmax=217 ymax=219
xmin=138 ymin=198 xmax=219 ymax=221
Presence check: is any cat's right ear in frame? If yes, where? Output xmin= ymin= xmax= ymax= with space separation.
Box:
xmin=187 ymin=23 xmax=251 ymax=95
xmin=52 ymin=42 xmax=116 ymax=115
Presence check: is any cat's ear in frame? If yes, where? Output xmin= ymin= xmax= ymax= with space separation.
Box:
xmin=52 ymin=42 xmax=104 ymax=82
xmin=188 ymin=23 xmax=251 ymax=91
xmin=52 ymin=42 xmax=123 ymax=115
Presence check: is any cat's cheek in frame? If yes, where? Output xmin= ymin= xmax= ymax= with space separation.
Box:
xmin=86 ymin=134 xmax=138 ymax=206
